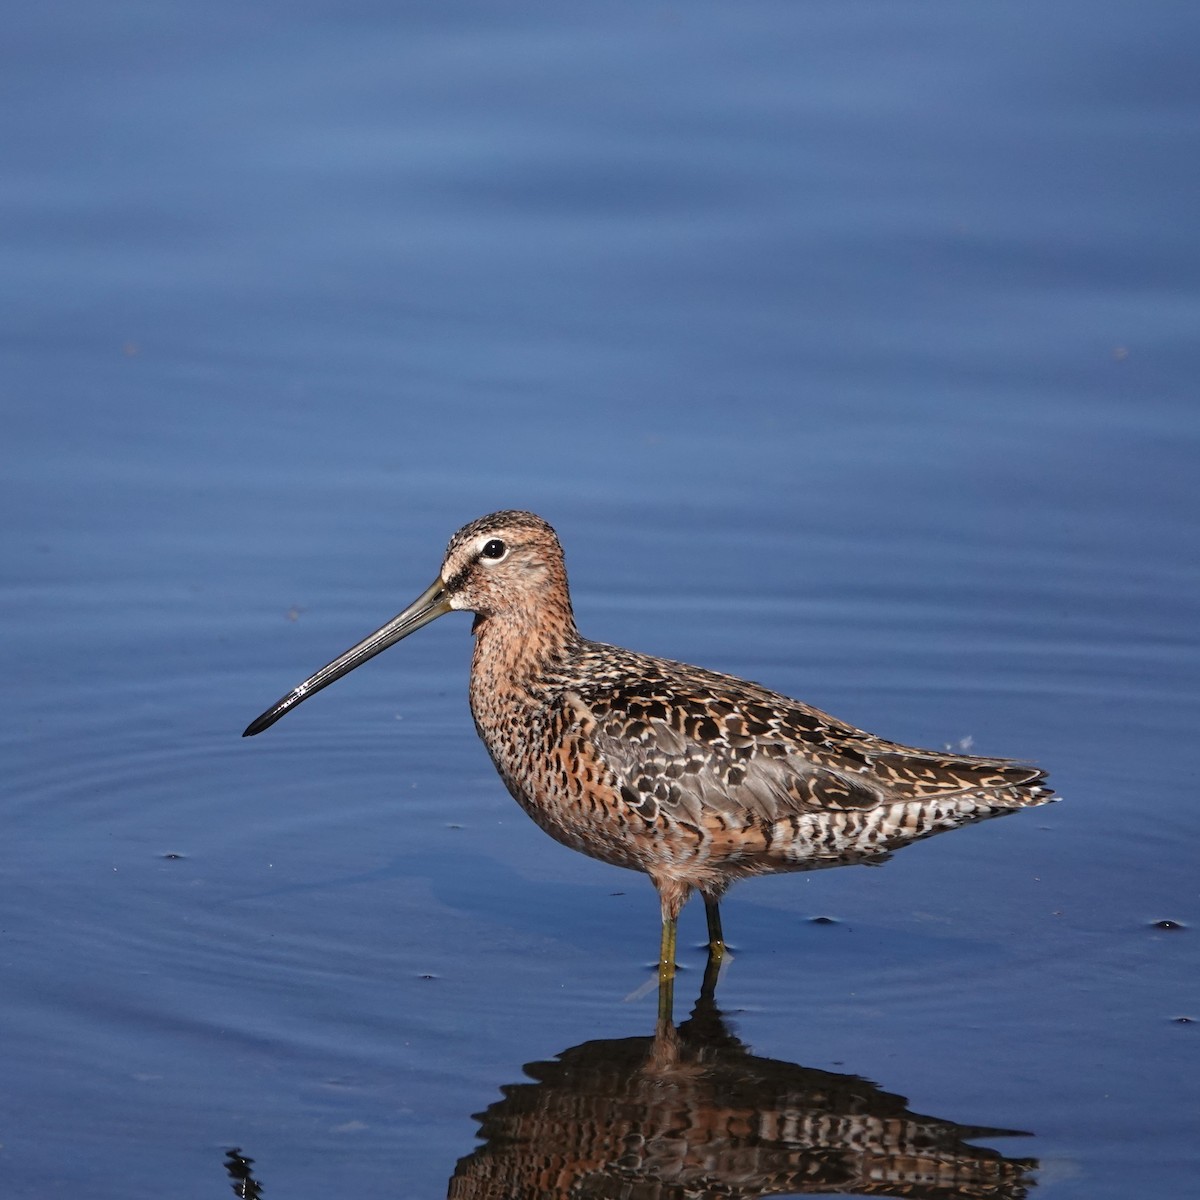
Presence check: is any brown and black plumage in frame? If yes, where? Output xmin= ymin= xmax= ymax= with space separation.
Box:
xmin=244 ymin=510 xmax=1054 ymax=1001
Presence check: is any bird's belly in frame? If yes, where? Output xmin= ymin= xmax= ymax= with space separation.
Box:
xmin=473 ymin=697 xmax=668 ymax=876
xmin=497 ymin=768 xmax=658 ymax=876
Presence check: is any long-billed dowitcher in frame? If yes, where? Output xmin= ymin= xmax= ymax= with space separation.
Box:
xmin=244 ymin=511 xmax=1053 ymax=999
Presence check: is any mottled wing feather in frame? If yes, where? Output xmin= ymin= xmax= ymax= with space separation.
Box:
xmin=570 ymin=643 xmax=1051 ymax=828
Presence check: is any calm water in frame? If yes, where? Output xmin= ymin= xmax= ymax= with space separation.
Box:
xmin=3 ymin=2 xmax=1198 ymax=1197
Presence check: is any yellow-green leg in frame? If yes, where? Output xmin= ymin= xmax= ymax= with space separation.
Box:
xmin=699 ymin=946 xmax=722 ymax=1007
xmin=657 ymin=914 xmax=677 ymax=1025
xmin=704 ymin=895 xmax=725 ymax=960
xmin=658 ymin=913 xmax=678 ymax=980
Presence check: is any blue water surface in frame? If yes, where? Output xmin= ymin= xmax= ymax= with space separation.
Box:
xmin=3 ymin=3 xmax=1198 ymax=1197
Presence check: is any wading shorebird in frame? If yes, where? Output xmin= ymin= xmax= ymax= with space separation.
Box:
xmin=244 ymin=511 xmax=1053 ymax=1012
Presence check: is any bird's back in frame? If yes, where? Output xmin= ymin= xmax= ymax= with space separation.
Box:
xmin=558 ymin=640 xmax=1053 ymax=878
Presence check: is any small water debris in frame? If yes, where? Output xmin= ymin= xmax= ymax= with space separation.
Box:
xmin=1150 ymin=919 xmax=1186 ymax=932
xmin=223 ymin=1148 xmax=263 ymax=1200
xmin=1172 ymin=1016 xmax=1194 ymax=1024
xmin=809 ymin=916 xmax=838 ymax=926
xmin=161 ymin=852 xmax=186 ymax=860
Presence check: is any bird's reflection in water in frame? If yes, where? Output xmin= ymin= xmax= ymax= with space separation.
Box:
xmin=448 ymin=968 xmax=1037 ymax=1200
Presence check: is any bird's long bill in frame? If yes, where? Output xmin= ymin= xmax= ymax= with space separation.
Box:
xmin=242 ymin=577 xmax=451 ymax=737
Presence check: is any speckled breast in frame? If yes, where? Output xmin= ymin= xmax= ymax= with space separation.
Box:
xmin=468 ymin=687 xmax=662 ymax=878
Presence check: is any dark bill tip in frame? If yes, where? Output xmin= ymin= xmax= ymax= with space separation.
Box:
xmin=243 ymin=699 xmax=298 ymax=737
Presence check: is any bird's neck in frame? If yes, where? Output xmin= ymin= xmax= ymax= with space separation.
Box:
xmin=469 ymin=602 xmax=582 ymax=711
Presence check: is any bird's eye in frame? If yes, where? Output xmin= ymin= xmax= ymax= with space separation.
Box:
xmin=480 ymin=538 xmax=507 ymax=561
